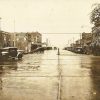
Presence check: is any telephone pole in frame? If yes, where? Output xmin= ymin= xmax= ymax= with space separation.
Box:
xmin=0 ymin=17 xmax=2 ymax=31
xmin=13 ymin=19 xmax=16 ymax=47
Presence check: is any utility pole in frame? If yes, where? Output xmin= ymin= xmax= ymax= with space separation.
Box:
xmin=0 ymin=17 xmax=2 ymax=48
xmin=57 ymin=48 xmax=60 ymax=55
xmin=0 ymin=17 xmax=2 ymax=31
xmin=13 ymin=19 xmax=16 ymax=47
xmin=73 ymin=37 xmax=74 ymax=44
xmin=80 ymin=33 xmax=82 ymax=47
xmin=46 ymin=38 xmax=48 ymax=46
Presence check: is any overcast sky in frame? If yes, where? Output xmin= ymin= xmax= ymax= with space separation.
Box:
xmin=0 ymin=0 xmax=100 ymax=47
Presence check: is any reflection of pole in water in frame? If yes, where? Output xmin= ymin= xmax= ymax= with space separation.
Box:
xmin=0 ymin=66 xmax=3 ymax=90
xmin=0 ymin=77 xmax=2 ymax=90
xmin=57 ymin=51 xmax=62 ymax=100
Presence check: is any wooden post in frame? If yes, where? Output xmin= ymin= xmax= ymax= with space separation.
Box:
xmin=57 ymin=48 xmax=60 ymax=55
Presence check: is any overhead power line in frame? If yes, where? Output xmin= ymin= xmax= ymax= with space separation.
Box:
xmin=42 ymin=33 xmax=81 ymax=34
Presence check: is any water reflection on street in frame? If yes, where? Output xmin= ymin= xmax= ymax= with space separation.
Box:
xmin=0 ymin=50 xmax=100 ymax=100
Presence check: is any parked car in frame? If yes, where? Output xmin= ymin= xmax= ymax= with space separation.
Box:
xmin=17 ymin=50 xmax=24 ymax=59
xmin=33 ymin=47 xmax=44 ymax=53
xmin=44 ymin=46 xmax=52 ymax=50
xmin=0 ymin=47 xmax=23 ymax=60
xmin=74 ymin=47 xmax=84 ymax=54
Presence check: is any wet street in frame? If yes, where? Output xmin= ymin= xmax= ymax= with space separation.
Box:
xmin=0 ymin=50 xmax=100 ymax=100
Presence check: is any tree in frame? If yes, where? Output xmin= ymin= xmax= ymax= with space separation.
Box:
xmin=90 ymin=4 xmax=100 ymax=56
xmin=90 ymin=4 xmax=100 ymax=27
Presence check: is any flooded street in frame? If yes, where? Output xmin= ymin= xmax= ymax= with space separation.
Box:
xmin=0 ymin=50 xmax=100 ymax=100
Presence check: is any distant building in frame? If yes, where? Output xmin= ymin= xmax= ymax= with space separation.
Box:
xmin=0 ymin=31 xmax=42 ymax=53
xmin=26 ymin=31 xmax=42 ymax=43
xmin=0 ymin=31 xmax=4 ymax=48
xmin=15 ymin=32 xmax=42 ymax=53
xmin=26 ymin=32 xmax=42 ymax=52
xmin=75 ymin=39 xmax=82 ymax=47
xmin=0 ymin=31 xmax=11 ymax=48
xmin=81 ymin=32 xmax=92 ymax=54
xmin=15 ymin=32 xmax=29 ymax=53
xmin=82 ymin=32 xmax=92 ymax=46
xmin=69 ymin=32 xmax=93 ymax=54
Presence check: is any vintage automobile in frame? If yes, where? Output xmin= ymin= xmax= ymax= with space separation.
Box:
xmin=74 ymin=47 xmax=84 ymax=54
xmin=33 ymin=47 xmax=45 ymax=53
xmin=0 ymin=47 xmax=23 ymax=60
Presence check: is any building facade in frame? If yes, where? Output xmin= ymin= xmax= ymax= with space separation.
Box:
xmin=0 ymin=31 xmax=42 ymax=53
xmin=81 ymin=32 xmax=92 ymax=54
xmin=0 ymin=31 xmax=11 ymax=48
xmin=69 ymin=32 xmax=93 ymax=54
xmin=26 ymin=32 xmax=42 ymax=52
xmin=15 ymin=32 xmax=42 ymax=53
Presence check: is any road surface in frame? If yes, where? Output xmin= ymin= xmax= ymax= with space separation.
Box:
xmin=0 ymin=50 xmax=100 ymax=100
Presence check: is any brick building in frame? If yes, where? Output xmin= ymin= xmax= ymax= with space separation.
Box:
xmin=0 ymin=31 xmax=11 ymax=48
xmin=15 ymin=32 xmax=42 ymax=53
xmin=26 ymin=32 xmax=42 ymax=52
xmin=81 ymin=32 xmax=92 ymax=54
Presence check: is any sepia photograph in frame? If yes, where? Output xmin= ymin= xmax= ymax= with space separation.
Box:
xmin=0 ymin=0 xmax=100 ymax=100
